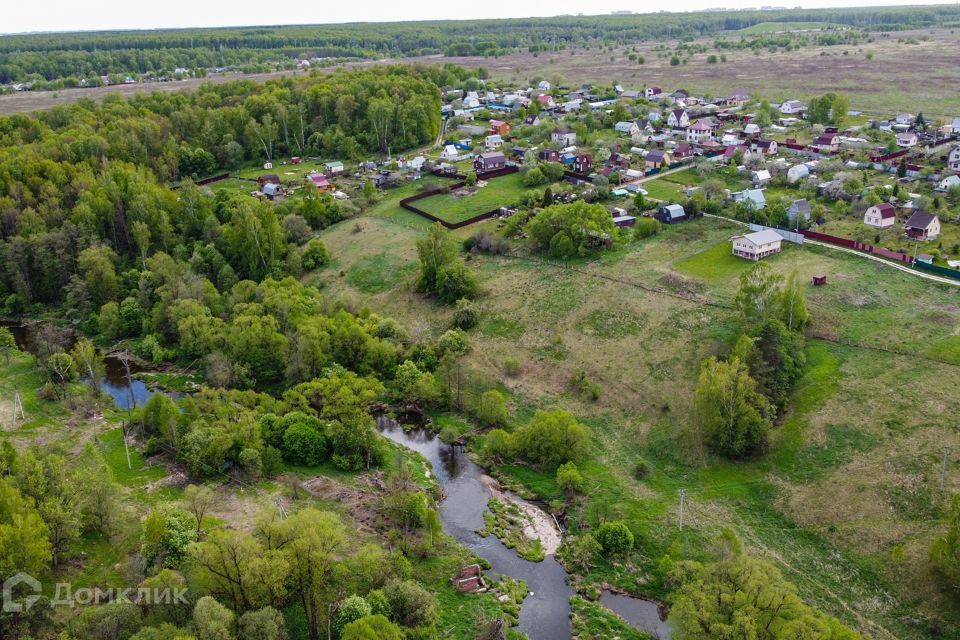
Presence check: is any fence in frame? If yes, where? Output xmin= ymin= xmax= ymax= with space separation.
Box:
xmin=399 ymin=168 xmax=516 ymax=229
xmin=914 ymin=260 xmax=960 ymax=280
xmin=476 ymin=166 xmax=519 ymax=181
xmin=801 ymin=229 xmax=914 ymax=264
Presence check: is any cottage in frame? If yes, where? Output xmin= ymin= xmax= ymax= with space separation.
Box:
xmin=325 ymin=161 xmax=344 ymax=175
xmin=645 ymin=149 xmax=672 ymax=169
xmin=537 ymin=95 xmax=555 ymax=109
xmin=814 ymin=134 xmax=840 ymax=152
xmin=262 ymin=183 xmax=281 ymax=199
xmin=938 ymin=174 xmax=960 ymax=191
xmin=489 ymin=120 xmax=511 ymax=136
xmin=612 ymin=215 xmax=636 ymax=227
xmin=655 ymin=204 xmax=686 ymax=224
xmin=440 ymin=144 xmax=460 ymax=160
xmin=896 ymin=132 xmax=918 ymax=148
xmin=731 ymin=229 xmax=783 ymax=261
xmin=619 ymin=90 xmax=642 ymax=102
xmin=474 ymin=152 xmax=506 ymax=174
xmin=525 ymin=114 xmax=541 ymax=126
xmin=667 ymin=109 xmax=690 ymax=129
xmin=949 ymin=145 xmax=960 ymax=172
xmin=573 ymin=154 xmax=593 ymax=174
xmin=904 ymin=211 xmax=940 ymax=239
xmin=258 ymin=174 xmax=281 ymax=187
xmin=755 ymin=139 xmax=778 ymax=155
xmin=743 ymin=123 xmax=761 ymax=137
xmin=538 ymin=149 xmax=560 ymax=163
xmin=615 ymin=121 xmax=641 ymax=137
xmin=686 ymin=121 xmax=714 ymax=144
xmin=537 ymin=80 xmax=551 ymax=91
xmin=861 ymin=203 xmax=895 ymax=229
xmin=673 ymin=143 xmax=694 ymax=159
xmin=780 ymin=100 xmax=806 ymax=115
xmin=463 ymin=96 xmax=480 ymax=109
xmin=732 ymin=188 xmax=766 ymax=210
xmin=895 ymin=113 xmax=914 ymax=126
xmin=485 ymin=134 xmax=503 ymax=150
xmin=751 ymin=170 xmax=771 ymax=186
xmin=727 ymin=90 xmax=750 ymax=106
xmin=308 ymin=173 xmax=332 ymax=191
xmin=787 ymin=199 xmax=811 ymax=224
xmin=645 ymin=86 xmax=662 ymax=99
xmin=551 ymin=127 xmax=577 ymax=146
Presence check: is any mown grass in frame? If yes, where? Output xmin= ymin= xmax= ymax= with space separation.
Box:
xmin=346 ymin=253 xmax=417 ymax=293
xmin=415 ymin=172 xmax=529 ymax=224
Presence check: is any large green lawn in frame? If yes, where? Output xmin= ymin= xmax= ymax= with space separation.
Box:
xmin=414 ymin=172 xmax=530 ymax=224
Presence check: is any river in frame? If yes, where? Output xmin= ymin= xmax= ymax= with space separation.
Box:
xmin=377 ymin=418 xmax=574 ymax=640
xmin=3 ymin=321 xmax=164 ymax=409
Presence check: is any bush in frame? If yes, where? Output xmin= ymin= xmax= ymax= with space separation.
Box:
xmin=452 ymin=298 xmax=478 ymax=330
xmin=484 ymin=428 xmax=514 ymax=462
xmin=556 ymin=461 xmax=585 ymax=496
xmin=634 ymin=217 xmax=660 ymax=239
xmin=475 ymin=390 xmax=508 ymax=428
xmin=301 ymin=238 xmax=330 ymax=269
xmin=595 ymin=520 xmax=634 ymax=556
xmin=334 ymin=595 xmax=372 ymax=638
xmin=381 ymin=579 xmax=439 ymax=628
xmin=282 ymin=422 xmax=328 ymax=466
xmin=504 ymin=358 xmax=521 ymax=377
xmin=633 ymin=460 xmax=649 ymax=480
xmin=512 ymin=409 xmax=590 ymax=469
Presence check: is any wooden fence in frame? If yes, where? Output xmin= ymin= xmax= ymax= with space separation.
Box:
xmin=801 ymin=229 xmax=914 ymax=264
xmin=400 ymin=167 xmax=518 ymax=229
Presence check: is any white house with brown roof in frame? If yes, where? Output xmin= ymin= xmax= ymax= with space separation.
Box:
xmin=667 ymin=109 xmax=690 ymax=129
xmin=904 ymin=211 xmax=940 ymax=239
xmin=864 ymin=203 xmax=896 ymax=228
xmin=896 ymin=132 xmax=919 ymax=148
xmin=731 ymin=229 xmax=783 ymax=261
xmin=686 ymin=121 xmax=714 ymax=144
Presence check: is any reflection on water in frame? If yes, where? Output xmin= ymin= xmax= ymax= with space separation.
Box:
xmin=377 ymin=417 xmax=574 ymax=640
xmin=3 ymin=321 xmax=169 ymax=409
xmin=599 ymin=590 xmax=672 ymax=639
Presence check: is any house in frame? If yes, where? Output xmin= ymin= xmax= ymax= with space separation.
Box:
xmin=895 ymin=113 xmax=914 ymax=126
xmin=949 ymin=117 xmax=960 ymax=134
xmin=655 ymin=204 xmax=686 ymax=224
xmin=308 ymin=173 xmax=332 ymax=191
xmin=732 ymin=188 xmax=766 ymax=210
xmin=863 ymin=203 xmax=896 ymax=228
xmin=258 ymin=174 xmax=281 ymax=187
xmin=645 ymin=149 xmax=672 ymax=169
xmin=612 ymin=215 xmax=636 ymax=228
xmin=896 ymin=132 xmax=918 ymax=148
xmin=573 ymin=154 xmax=593 ymax=174
xmin=949 ymin=145 xmax=960 ymax=171
xmin=371 ymin=171 xmax=399 ymax=189
xmin=904 ymin=211 xmax=940 ymax=239
xmin=474 ymin=152 xmax=506 ymax=173
xmin=727 ymin=90 xmax=750 ymax=106
xmin=463 ymin=96 xmax=480 ymax=109
xmin=667 ymin=109 xmax=690 ymax=129
xmin=938 ymin=174 xmax=960 ymax=191
xmin=538 ymin=149 xmax=560 ymax=162
xmin=537 ymin=80 xmax=551 ymax=91
xmin=615 ymin=121 xmax=641 ymax=137
xmin=562 ymin=100 xmax=582 ymax=112
xmin=489 ymin=120 xmax=511 ymax=136
xmin=536 ymin=94 xmax=555 ymax=109
xmin=673 ymin=143 xmax=694 ymax=159
xmin=619 ymin=90 xmax=642 ymax=101
xmin=511 ymin=146 xmax=528 ymax=158
xmin=551 ymin=127 xmax=577 ymax=146
xmin=780 ymin=100 xmax=806 ymax=115
xmin=645 ymin=86 xmax=662 ymax=99
xmin=752 ymin=170 xmax=771 ymax=186
xmin=440 ymin=144 xmax=460 ymax=160
xmin=731 ymin=229 xmax=783 ymax=261
xmin=787 ymin=199 xmax=811 ymax=224
xmin=743 ymin=123 xmax=761 ymax=138
xmin=325 ymin=161 xmax=344 ymax=175
xmin=485 ymin=134 xmax=503 ymax=149
xmin=524 ymin=114 xmax=541 ymax=127
xmin=814 ymin=133 xmax=840 ymax=152
xmin=686 ymin=121 xmax=714 ymax=144
xmin=755 ymin=139 xmax=778 ymax=155
xmin=787 ymin=164 xmax=810 ymax=184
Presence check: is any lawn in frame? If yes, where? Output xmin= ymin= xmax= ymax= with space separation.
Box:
xmin=673 ymin=237 xmax=756 ymax=283
xmin=414 ymin=172 xmax=529 ymax=224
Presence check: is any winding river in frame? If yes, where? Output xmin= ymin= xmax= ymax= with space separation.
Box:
xmin=377 ymin=418 xmax=574 ymax=639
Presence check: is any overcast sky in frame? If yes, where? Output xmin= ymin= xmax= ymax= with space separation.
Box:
xmin=2 ymin=1 xmax=952 ymax=34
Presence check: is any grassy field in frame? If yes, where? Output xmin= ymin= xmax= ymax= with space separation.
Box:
xmin=317 ymin=207 xmax=960 ymax=639
xmin=739 ymin=21 xmax=843 ymax=34
xmin=415 ymin=172 xmax=529 ymax=224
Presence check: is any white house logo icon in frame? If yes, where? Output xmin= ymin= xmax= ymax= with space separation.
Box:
xmin=3 ymin=572 xmax=41 ymax=613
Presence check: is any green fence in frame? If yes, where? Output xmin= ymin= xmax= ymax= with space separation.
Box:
xmin=914 ymin=260 xmax=960 ymax=280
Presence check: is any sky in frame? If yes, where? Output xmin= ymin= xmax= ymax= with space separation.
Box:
xmin=2 ymin=0 xmax=954 ymax=34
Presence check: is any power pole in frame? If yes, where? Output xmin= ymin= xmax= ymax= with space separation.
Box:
xmin=678 ymin=488 xmax=686 ymax=531
xmin=121 ymin=422 xmax=132 ymax=471
xmin=12 ymin=391 xmax=25 ymax=422
xmin=941 ymin=448 xmax=949 ymax=491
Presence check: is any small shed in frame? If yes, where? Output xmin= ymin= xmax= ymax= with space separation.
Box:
xmin=812 ymin=274 xmax=827 ymax=286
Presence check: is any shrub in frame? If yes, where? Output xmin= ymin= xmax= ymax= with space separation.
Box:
xmin=633 ymin=460 xmax=649 ymax=480
xmin=301 ymin=238 xmax=330 ymax=269
xmin=504 ymin=358 xmax=521 ymax=377
xmin=452 ymin=298 xmax=479 ymax=330
xmin=475 ymin=390 xmax=508 ymax=428
xmin=595 ymin=520 xmax=634 ymax=555
xmin=556 ymin=462 xmax=585 ymax=496
xmin=634 ymin=217 xmax=660 ymax=239
xmin=282 ymin=422 xmax=328 ymax=466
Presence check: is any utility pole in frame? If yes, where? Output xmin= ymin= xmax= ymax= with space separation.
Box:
xmin=121 ymin=422 xmax=132 ymax=471
xmin=12 ymin=391 xmax=25 ymax=423
xmin=678 ymin=489 xmax=686 ymax=531
xmin=941 ymin=448 xmax=949 ymax=491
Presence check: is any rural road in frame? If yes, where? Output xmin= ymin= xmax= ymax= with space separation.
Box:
xmin=704 ymin=213 xmax=960 ymax=287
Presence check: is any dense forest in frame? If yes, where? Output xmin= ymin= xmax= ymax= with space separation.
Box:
xmin=2 ymin=5 xmax=960 ymax=84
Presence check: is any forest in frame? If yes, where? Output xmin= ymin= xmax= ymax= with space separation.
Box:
xmin=2 ymin=5 xmax=960 ymax=84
